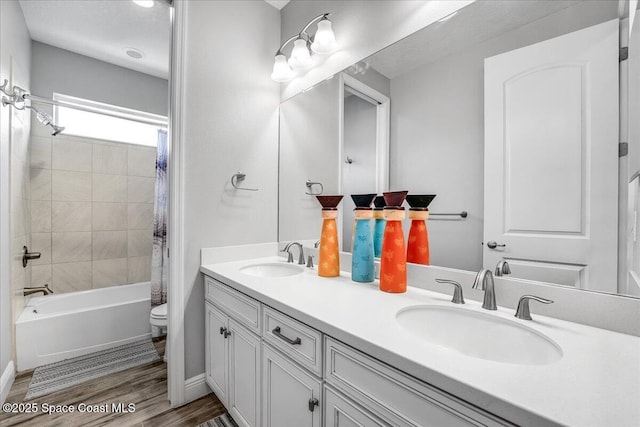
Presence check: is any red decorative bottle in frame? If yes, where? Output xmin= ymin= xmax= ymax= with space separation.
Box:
xmin=379 ymin=191 xmax=408 ymax=293
xmin=406 ymin=195 xmax=436 ymax=265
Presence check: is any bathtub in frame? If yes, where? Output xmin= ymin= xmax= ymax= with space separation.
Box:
xmin=16 ymin=282 xmax=152 ymax=371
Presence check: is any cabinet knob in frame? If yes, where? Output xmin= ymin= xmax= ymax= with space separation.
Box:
xmin=223 ymin=330 xmax=231 ymax=338
xmin=308 ymin=397 xmax=319 ymax=412
xmin=219 ymin=327 xmax=226 ymax=335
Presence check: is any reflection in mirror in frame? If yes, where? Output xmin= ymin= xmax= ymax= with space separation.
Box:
xmin=279 ymin=0 xmax=640 ymax=298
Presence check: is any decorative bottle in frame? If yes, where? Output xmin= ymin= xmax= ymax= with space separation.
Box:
xmin=350 ymin=194 xmax=377 ymax=283
xmin=406 ymin=194 xmax=436 ymax=265
xmin=316 ymin=195 xmax=344 ymax=277
xmin=379 ymin=191 xmax=408 ymax=293
xmin=372 ymin=196 xmax=386 ymax=258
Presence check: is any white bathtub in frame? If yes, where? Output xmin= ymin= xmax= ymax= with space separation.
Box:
xmin=16 ymin=282 xmax=152 ymax=371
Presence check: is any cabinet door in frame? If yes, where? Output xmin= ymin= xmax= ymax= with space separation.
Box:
xmin=228 ymin=319 xmax=261 ymax=427
xmin=205 ymin=302 xmax=229 ymax=405
xmin=262 ymin=344 xmax=322 ymax=427
xmin=324 ymin=385 xmax=389 ymax=427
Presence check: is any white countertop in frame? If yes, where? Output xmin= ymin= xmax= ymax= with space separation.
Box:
xmin=201 ymin=256 xmax=640 ymax=427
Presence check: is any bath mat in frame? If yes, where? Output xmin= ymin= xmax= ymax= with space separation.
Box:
xmin=197 ymin=413 xmax=239 ymax=427
xmin=25 ymin=337 xmax=160 ymax=400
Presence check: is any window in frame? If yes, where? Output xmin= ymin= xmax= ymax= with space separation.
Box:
xmin=53 ymin=93 xmax=167 ymax=147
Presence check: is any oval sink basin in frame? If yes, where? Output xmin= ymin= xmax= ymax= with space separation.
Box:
xmin=239 ymin=263 xmax=303 ymax=278
xmin=396 ymin=305 xmax=562 ymax=365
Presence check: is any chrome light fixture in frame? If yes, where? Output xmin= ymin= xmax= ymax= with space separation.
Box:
xmin=271 ymin=13 xmax=337 ymax=83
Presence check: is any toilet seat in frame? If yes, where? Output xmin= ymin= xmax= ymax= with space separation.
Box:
xmin=151 ymin=303 xmax=168 ymax=320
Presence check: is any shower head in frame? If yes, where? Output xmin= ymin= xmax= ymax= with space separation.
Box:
xmin=50 ymin=124 xmax=65 ymax=136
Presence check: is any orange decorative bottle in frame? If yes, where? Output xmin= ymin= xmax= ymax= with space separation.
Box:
xmin=316 ymin=195 xmax=344 ymax=277
xmin=406 ymin=194 xmax=436 ymax=265
xmin=379 ymin=191 xmax=408 ymax=293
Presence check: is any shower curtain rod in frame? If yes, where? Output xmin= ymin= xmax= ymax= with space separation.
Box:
xmin=25 ymin=94 xmax=168 ymax=128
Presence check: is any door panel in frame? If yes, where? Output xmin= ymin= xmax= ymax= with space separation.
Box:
xmin=228 ymin=319 xmax=261 ymax=427
xmin=484 ymin=19 xmax=619 ymax=292
xmin=205 ymin=302 xmax=228 ymax=405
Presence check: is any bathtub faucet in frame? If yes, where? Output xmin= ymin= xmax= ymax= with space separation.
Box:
xmin=24 ymin=284 xmax=54 ymax=296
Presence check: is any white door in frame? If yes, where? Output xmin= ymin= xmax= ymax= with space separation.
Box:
xmin=262 ymin=344 xmax=321 ymax=427
xmin=205 ymin=302 xmax=229 ymax=405
xmin=228 ymin=319 xmax=261 ymax=427
xmin=484 ymin=19 xmax=619 ymax=292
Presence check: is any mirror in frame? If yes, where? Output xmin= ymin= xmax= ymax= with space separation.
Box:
xmin=278 ymin=0 xmax=640 ymax=298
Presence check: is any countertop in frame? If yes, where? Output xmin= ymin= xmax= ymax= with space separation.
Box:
xmin=201 ymin=256 xmax=640 ymax=427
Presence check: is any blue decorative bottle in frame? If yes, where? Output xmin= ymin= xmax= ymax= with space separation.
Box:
xmin=351 ymin=194 xmax=377 ymax=283
xmin=372 ymin=196 xmax=386 ymax=258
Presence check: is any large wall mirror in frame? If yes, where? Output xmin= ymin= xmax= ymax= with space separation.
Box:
xmin=279 ymin=0 xmax=640 ymax=299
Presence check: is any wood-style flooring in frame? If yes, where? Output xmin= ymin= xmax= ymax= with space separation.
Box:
xmin=0 ymin=339 xmax=225 ymax=427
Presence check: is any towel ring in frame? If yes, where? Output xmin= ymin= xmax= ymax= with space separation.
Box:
xmin=231 ymin=172 xmax=258 ymax=191
xmin=305 ymin=180 xmax=324 ymax=195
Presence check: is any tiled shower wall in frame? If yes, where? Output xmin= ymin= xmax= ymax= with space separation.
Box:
xmin=29 ymin=130 xmax=156 ymax=294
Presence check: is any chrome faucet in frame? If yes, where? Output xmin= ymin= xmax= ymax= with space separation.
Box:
xmin=24 ymin=284 xmax=53 ymax=296
xmin=472 ymin=269 xmax=497 ymax=310
xmin=435 ymin=278 xmax=465 ymax=304
xmin=515 ymin=295 xmax=554 ymax=320
xmin=495 ymin=260 xmax=511 ymax=277
xmin=282 ymin=242 xmax=305 ymax=265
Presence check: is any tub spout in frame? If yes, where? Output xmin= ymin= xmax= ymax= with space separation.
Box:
xmin=24 ymin=284 xmax=54 ymax=296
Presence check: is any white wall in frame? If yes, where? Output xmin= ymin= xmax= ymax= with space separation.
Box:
xmin=31 ymin=42 xmax=168 ymax=116
xmin=389 ymin=0 xmax=618 ymax=271
xmin=280 ymin=0 xmax=474 ymax=100
xmin=182 ymin=0 xmax=280 ymax=379
xmin=0 ymin=0 xmax=31 ymax=399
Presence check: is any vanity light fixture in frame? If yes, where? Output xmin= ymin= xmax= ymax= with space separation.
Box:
xmin=271 ymin=13 xmax=337 ymax=82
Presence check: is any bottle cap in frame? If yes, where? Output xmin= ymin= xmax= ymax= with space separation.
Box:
xmin=351 ymin=193 xmax=377 ymax=210
xmin=316 ymin=195 xmax=344 ymax=210
xmin=405 ymin=194 xmax=436 ymax=211
xmin=382 ymin=191 xmax=408 ymax=209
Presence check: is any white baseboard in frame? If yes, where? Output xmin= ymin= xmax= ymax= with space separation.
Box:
xmin=1 ymin=361 xmax=15 ymax=404
xmin=184 ymin=373 xmax=211 ymax=404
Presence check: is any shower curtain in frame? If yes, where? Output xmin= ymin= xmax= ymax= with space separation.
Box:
xmin=151 ymin=129 xmax=168 ymax=306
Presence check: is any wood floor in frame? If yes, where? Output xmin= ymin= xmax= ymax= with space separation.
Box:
xmin=0 ymin=339 xmax=226 ymax=427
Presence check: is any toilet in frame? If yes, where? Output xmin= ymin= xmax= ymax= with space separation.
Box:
xmin=150 ymin=303 xmax=168 ymax=338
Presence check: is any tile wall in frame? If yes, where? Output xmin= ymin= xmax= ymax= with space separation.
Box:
xmin=29 ymin=125 xmax=156 ymax=294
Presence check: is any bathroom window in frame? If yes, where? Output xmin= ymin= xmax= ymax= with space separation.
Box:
xmin=53 ymin=93 xmax=167 ymax=147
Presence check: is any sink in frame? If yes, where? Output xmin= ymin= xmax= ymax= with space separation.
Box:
xmin=396 ymin=305 xmax=562 ymax=365
xmin=239 ymin=262 xmax=304 ymax=278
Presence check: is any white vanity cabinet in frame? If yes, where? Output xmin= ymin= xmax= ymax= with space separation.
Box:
xmin=205 ymin=278 xmax=262 ymax=427
xmin=262 ymin=343 xmax=323 ymax=427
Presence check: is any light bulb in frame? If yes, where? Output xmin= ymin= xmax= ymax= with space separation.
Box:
xmin=288 ymin=38 xmax=312 ymax=70
xmin=311 ymin=20 xmax=337 ymax=54
xmin=271 ymin=54 xmax=294 ymax=82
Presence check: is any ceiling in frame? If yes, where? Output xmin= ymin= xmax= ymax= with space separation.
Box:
xmin=18 ymin=0 xmax=171 ymax=79
xmin=367 ymin=0 xmax=584 ymax=79
xmin=264 ymin=0 xmax=290 ymax=10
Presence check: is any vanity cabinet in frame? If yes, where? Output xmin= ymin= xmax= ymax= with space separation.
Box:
xmin=262 ymin=343 xmax=323 ymax=427
xmin=204 ymin=273 xmax=512 ymax=427
xmin=205 ymin=277 xmax=262 ymax=427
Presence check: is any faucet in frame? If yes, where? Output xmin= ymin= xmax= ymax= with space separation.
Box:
xmin=282 ymin=242 xmax=305 ymax=265
xmin=24 ymin=284 xmax=54 ymax=296
xmin=515 ymin=295 xmax=554 ymax=320
xmin=435 ymin=278 xmax=465 ymax=304
xmin=472 ymin=269 xmax=497 ymax=310
xmin=495 ymin=260 xmax=511 ymax=277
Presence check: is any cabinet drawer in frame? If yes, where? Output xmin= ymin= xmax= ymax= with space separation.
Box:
xmin=325 ymin=338 xmax=512 ymax=427
xmin=263 ymin=306 xmax=323 ymax=376
xmin=205 ymin=276 xmax=262 ymax=334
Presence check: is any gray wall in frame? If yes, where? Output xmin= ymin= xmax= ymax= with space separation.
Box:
xmin=389 ymin=0 xmax=618 ymax=271
xmin=182 ymin=0 xmax=280 ymax=379
xmin=31 ymin=42 xmax=168 ymax=116
xmin=0 ymin=0 xmax=31 ymax=394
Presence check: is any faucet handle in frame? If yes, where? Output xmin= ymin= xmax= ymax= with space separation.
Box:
xmin=306 ymin=255 xmax=314 ymax=268
xmin=495 ymin=260 xmax=511 ymax=277
xmin=515 ymin=295 xmax=553 ymax=320
xmin=435 ymin=278 xmax=465 ymax=304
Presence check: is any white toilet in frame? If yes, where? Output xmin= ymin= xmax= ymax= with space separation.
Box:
xmin=150 ymin=303 xmax=168 ymax=338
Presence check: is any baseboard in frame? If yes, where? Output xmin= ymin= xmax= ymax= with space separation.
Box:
xmin=1 ymin=360 xmax=15 ymax=404
xmin=184 ymin=373 xmax=211 ymax=404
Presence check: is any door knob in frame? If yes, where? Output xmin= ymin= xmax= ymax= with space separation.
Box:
xmin=486 ymin=241 xmax=506 ymax=249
